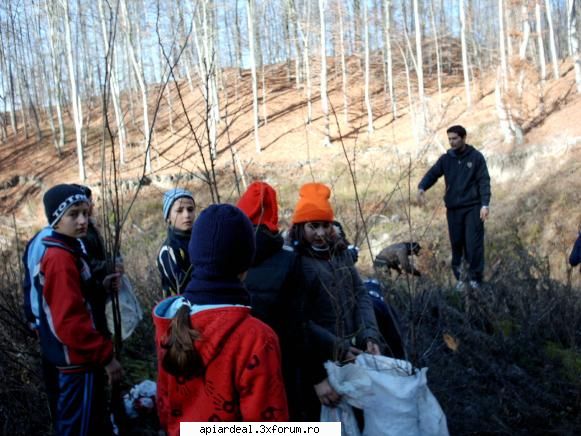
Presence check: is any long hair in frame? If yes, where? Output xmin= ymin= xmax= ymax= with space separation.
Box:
xmin=161 ymin=305 xmax=203 ymax=379
xmin=287 ymin=222 xmax=345 ymax=256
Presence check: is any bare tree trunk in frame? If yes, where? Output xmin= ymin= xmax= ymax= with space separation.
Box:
xmin=568 ymin=0 xmax=581 ymax=92
xmin=384 ymin=0 xmax=397 ymax=118
xmin=413 ymin=0 xmax=425 ymax=130
xmin=399 ymin=43 xmax=418 ymax=146
xmin=495 ymin=68 xmax=516 ymax=144
xmin=429 ymin=0 xmax=442 ymax=106
xmin=0 ymin=20 xmax=18 ymax=136
xmin=297 ymin=0 xmax=313 ymax=123
xmin=460 ymin=0 xmax=472 ymax=108
xmin=363 ymin=0 xmax=374 ymax=132
xmin=319 ymin=0 xmax=331 ymax=145
xmin=536 ymin=1 xmax=547 ymax=81
xmin=544 ymin=0 xmax=560 ymax=79
xmin=98 ymin=0 xmax=127 ymax=165
xmin=45 ymin=0 xmax=65 ymax=154
xmin=121 ymin=0 xmax=151 ymax=172
xmin=62 ymin=0 xmax=86 ymax=181
xmin=338 ymin=0 xmax=349 ymax=124
xmin=498 ymin=0 xmax=509 ymax=89
xmin=247 ymin=0 xmax=261 ymax=152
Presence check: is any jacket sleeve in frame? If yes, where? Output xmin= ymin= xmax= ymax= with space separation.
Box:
xmin=237 ymin=327 xmax=289 ymax=422
xmin=302 ymin=271 xmax=350 ymax=384
xmin=570 ymin=233 xmax=581 ymax=267
xmin=22 ymin=243 xmax=35 ymax=326
xmin=41 ymin=250 xmax=113 ymax=367
xmin=157 ymin=244 xmax=190 ymax=296
xmin=418 ymin=156 xmax=444 ymax=191
xmin=477 ymin=154 xmax=492 ymax=206
xmin=350 ymin=264 xmax=382 ymax=347
xmin=154 ymin=327 xmax=170 ymax=431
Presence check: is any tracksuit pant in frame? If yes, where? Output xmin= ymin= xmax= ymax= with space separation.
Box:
xmin=55 ymin=370 xmax=112 ymax=436
xmin=446 ymin=205 xmax=485 ymax=282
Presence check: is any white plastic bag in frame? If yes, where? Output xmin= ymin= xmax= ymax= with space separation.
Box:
xmin=324 ymin=354 xmax=449 ymax=436
xmin=123 ymin=380 xmax=157 ymax=418
xmin=106 ymin=275 xmax=143 ymax=340
xmin=321 ymin=402 xmax=361 ymax=436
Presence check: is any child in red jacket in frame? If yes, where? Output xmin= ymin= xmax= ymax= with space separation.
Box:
xmin=39 ymin=184 xmax=123 ymax=435
xmin=153 ymin=204 xmax=288 ymax=434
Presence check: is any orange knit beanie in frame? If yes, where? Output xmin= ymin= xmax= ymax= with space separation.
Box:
xmin=237 ymin=181 xmax=279 ymax=232
xmin=291 ymin=183 xmax=334 ymax=224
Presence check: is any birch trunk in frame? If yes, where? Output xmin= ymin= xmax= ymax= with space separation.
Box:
xmin=413 ymin=0 xmax=425 ymax=130
xmin=45 ymin=1 xmax=65 ymax=154
xmin=384 ymin=0 xmax=397 ymax=118
xmin=460 ymin=0 xmax=472 ymax=107
xmin=535 ymin=1 xmax=547 ymax=81
xmin=62 ymin=0 xmax=86 ymax=181
xmin=364 ymin=0 xmax=374 ymax=133
xmin=568 ymin=0 xmax=581 ymax=92
xmin=247 ymin=0 xmax=261 ymax=152
xmin=498 ymin=0 xmax=509 ymax=89
xmin=319 ymin=0 xmax=331 ymax=145
xmin=545 ymin=0 xmax=560 ymax=79
xmin=338 ymin=1 xmax=349 ymax=124
xmin=98 ymin=0 xmax=127 ymax=164
xmin=120 ymin=0 xmax=151 ymax=172
xmin=429 ymin=0 xmax=442 ymax=106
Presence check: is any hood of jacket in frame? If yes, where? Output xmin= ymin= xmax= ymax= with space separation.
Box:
xmin=153 ymin=297 xmax=252 ymax=364
xmin=447 ymin=144 xmax=474 ymax=158
xmin=253 ymin=225 xmax=284 ymax=266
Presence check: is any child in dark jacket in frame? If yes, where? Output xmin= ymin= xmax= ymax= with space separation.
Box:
xmin=288 ymin=183 xmax=383 ymax=419
xmin=237 ymin=181 xmax=303 ymax=419
xmin=39 ymin=184 xmax=122 ymax=435
xmin=157 ymin=188 xmax=195 ymax=297
xmin=153 ymin=204 xmax=288 ymax=433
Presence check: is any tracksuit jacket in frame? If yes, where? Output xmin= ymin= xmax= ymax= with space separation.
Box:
xmin=157 ymin=227 xmax=192 ymax=297
xmin=38 ymin=232 xmax=113 ymax=371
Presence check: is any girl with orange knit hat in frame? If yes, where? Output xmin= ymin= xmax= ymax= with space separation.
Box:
xmin=287 ymin=182 xmax=383 ymax=420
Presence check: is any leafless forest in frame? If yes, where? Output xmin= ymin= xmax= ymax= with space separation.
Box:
xmin=1 ymin=0 xmax=581 ymax=435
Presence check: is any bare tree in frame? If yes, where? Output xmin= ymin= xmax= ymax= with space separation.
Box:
xmin=545 ymin=0 xmax=560 ymax=79
xmin=120 ymin=0 xmax=151 ymax=172
xmin=337 ymin=0 xmax=349 ymax=124
xmin=319 ymin=0 xmax=331 ymax=145
xmin=413 ymin=0 xmax=425 ymax=128
xmin=61 ymin=0 xmax=86 ymax=180
xmin=535 ymin=1 xmax=547 ymax=82
xmin=247 ymin=0 xmax=261 ymax=152
xmin=363 ymin=0 xmax=374 ymax=133
xmin=568 ymin=0 xmax=581 ymax=92
xmin=460 ymin=0 xmax=472 ymax=108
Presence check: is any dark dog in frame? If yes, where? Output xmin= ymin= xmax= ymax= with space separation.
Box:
xmin=374 ymin=242 xmax=422 ymax=276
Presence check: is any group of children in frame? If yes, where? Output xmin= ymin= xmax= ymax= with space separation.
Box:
xmin=25 ymin=180 xmax=404 ymax=435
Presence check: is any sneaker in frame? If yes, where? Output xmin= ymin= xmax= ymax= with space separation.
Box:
xmin=468 ymin=280 xmax=481 ymax=289
xmin=455 ymin=281 xmax=466 ymax=292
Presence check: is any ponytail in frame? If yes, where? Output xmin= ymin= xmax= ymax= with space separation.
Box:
xmin=161 ymin=305 xmax=203 ymax=379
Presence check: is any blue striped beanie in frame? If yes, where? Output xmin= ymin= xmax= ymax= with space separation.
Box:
xmin=163 ymin=188 xmax=194 ymax=220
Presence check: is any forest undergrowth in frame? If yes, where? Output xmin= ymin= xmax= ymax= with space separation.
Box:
xmin=0 ymin=215 xmax=579 ymax=435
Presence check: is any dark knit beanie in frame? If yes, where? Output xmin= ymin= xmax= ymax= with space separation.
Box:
xmin=43 ymin=184 xmax=89 ymax=227
xmin=70 ymin=184 xmax=92 ymax=200
xmin=188 ymin=204 xmax=255 ymax=280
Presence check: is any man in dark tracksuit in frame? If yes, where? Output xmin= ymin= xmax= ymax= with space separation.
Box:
xmin=418 ymin=125 xmax=491 ymax=288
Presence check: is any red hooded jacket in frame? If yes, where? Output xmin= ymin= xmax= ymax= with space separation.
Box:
xmin=153 ymin=300 xmax=288 ymax=434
